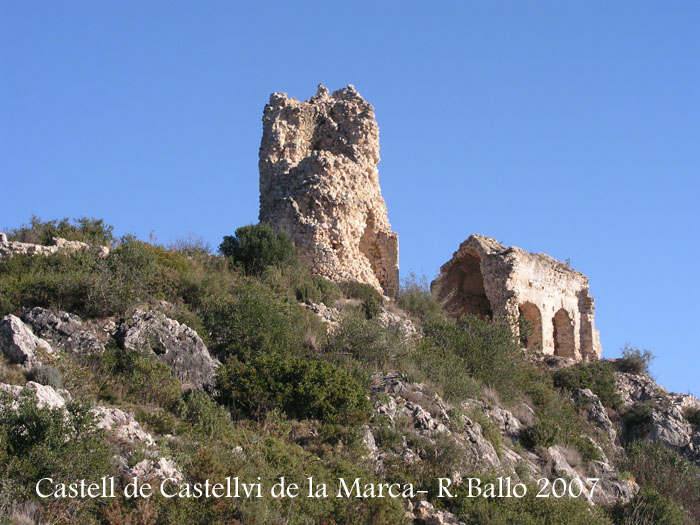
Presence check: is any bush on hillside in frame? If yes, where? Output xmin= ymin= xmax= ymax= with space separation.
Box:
xmin=327 ymin=309 xmax=408 ymax=370
xmin=683 ymin=406 xmax=700 ymax=427
xmin=338 ymin=280 xmax=384 ymax=304
xmin=27 ymin=365 xmax=63 ymax=390
xmin=200 ymin=282 xmax=306 ymax=361
xmin=216 ymin=353 xmax=370 ymax=424
xmin=0 ymin=393 xmax=112 ymax=503
xmin=553 ymin=361 xmax=623 ymax=410
xmin=396 ymin=272 xmax=444 ymax=324
xmin=94 ymin=348 xmax=182 ymax=409
xmin=423 ymin=315 xmax=525 ymax=403
xmin=262 ymin=265 xmax=342 ymax=306
xmin=361 ymin=296 xmax=382 ymax=319
xmin=611 ymin=488 xmax=686 ymax=525
xmin=219 ymin=223 xmax=297 ymax=276
xmin=615 ymin=440 xmax=700 ymax=522
xmin=7 ymin=216 xmax=114 ymax=246
xmin=614 ymin=344 xmax=655 ymax=375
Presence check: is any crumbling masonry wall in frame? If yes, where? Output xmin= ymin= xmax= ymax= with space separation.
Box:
xmin=258 ymin=84 xmax=399 ymax=297
xmin=431 ymin=234 xmax=602 ymax=361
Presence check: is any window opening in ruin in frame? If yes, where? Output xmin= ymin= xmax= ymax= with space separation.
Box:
xmin=553 ymin=309 xmax=576 ymax=358
xmin=518 ymin=302 xmax=543 ymax=350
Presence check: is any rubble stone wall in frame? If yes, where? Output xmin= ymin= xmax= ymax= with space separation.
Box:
xmin=258 ymin=84 xmax=399 ymax=297
xmin=432 ymin=234 xmax=601 ymax=361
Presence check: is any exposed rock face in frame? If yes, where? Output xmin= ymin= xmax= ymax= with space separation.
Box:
xmin=572 ymin=388 xmax=617 ymax=442
xmin=432 ymin=234 xmax=601 ymax=361
xmin=0 ymin=235 xmax=109 ymax=260
xmin=116 ymin=309 xmax=219 ymax=391
xmin=406 ymin=500 xmax=464 ymax=525
xmin=616 ymin=370 xmax=700 ymax=466
xmin=0 ymin=315 xmax=53 ymax=369
xmin=92 ymin=405 xmax=155 ymax=447
xmin=0 ymin=381 xmax=70 ymax=410
xmin=126 ymin=458 xmax=184 ymax=482
xmin=22 ymin=307 xmax=105 ymax=354
xmin=368 ymin=374 xmax=636 ymax=506
xmin=259 ymin=84 xmax=399 ymax=297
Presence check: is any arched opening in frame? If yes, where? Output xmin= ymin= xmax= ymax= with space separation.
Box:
xmin=552 ymin=309 xmax=575 ymax=358
xmin=518 ymin=302 xmax=543 ymax=350
xmin=435 ymin=249 xmax=492 ymax=318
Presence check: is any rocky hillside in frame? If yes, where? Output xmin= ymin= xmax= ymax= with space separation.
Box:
xmin=1 ymin=218 xmax=699 ymax=525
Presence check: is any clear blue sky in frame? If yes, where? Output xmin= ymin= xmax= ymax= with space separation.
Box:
xmin=2 ymin=2 xmax=698 ymax=396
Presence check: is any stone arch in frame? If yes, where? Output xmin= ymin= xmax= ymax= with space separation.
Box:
xmin=552 ymin=309 xmax=575 ymax=358
xmin=518 ymin=302 xmax=543 ymax=350
xmin=434 ymin=249 xmax=492 ymax=318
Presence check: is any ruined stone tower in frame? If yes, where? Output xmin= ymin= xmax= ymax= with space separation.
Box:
xmin=432 ymin=235 xmax=602 ymax=361
xmin=259 ymin=84 xmax=399 ymax=297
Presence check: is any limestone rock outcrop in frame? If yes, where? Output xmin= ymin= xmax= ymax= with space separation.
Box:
xmin=432 ymin=234 xmax=601 ymax=361
xmin=126 ymin=458 xmax=184 ymax=482
xmin=0 ymin=315 xmax=53 ymax=369
xmin=0 ymin=381 xmax=71 ymax=410
xmin=22 ymin=307 xmax=105 ymax=354
xmin=115 ymin=309 xmax=219 ymax=391
xmin=91 ymin=405 xmax=155 ymax=447
xmin=259 ymin=84 xmax=399 ymax=297
xmin=368 ymin=374 xmax=636 ymax=506
xmin=616 ymin=370 xmax=700 ymax=466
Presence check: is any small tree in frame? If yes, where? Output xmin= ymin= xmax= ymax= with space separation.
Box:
xmin=219 ymin=223 xmax=297 ymax=276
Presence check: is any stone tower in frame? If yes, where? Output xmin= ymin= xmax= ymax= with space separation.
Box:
xmin=258 ymin=84 xmax=399 ymax=297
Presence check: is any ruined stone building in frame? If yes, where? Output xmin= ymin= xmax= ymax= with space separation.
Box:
xmin=258 ymin=84 xmax=399 ymax=298
xmin=432 ymin=235 xmax=601 ymax=361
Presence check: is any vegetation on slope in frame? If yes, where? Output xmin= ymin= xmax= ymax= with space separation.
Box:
xmin=0 ymin=218 xmax=697 ymax=524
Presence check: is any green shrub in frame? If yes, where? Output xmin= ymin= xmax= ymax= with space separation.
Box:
xmin=339 ymin=280 xmax=384 ymax=304
xmin=173 ymin=390 xmax=237 ymax=440
xmin=27 ymin=365 xmax=63 ymax=389
xmin=0 ymin=392 xmax=113 ymax=503
xmin=94 ymin=348 xmax=182 ymax=408
xmin=394 ymin=338 xmax=481 ymax=402
xmin=200 ymin=282 xmax=306 ymax=361
xmin=553 ymin=361 xmax=622 ymax=409
xmin=372 ymin=415 xmax=403 ymax=452
xmin=262 ymin=265 xmax=342 ymax=306
xmin=216 ymin=353 xmax=370 ymax=424
xmin=683 ymin=406 xmax=700 ymax=427
xmin=0 ymin=237 xmax=157 ymax=318
xmin=396 ymin=272 xmax=444 ymax=324
xmin=611 ymin=488 xmax=686 ymax=525
xmin=617 ymin=440 xmax=700 ymax=522
xmin=219 ymin=223 xmax=297 ymax=276
xmin=623 ymin=402 xmax=655 ymax=440
xmin=614 ymin=344 xmax=655 ymax=375
xmin=327 ymin=309 xmax=408 ymax=370
xmin=523 ymin=419 xmax=559 ymax=448
xmin=423 ymin=315 xmax=525 ymax=403
xmin=7 ymin=216 xmax=114 ymax=246
xmin=361 ymin=295 xmax=382 ymax=319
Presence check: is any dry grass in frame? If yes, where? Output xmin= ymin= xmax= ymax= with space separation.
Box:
xmin=0 ymin=356 xmax=27 ymax=385
xmin=558 ymin=444 xmax=583 ymax=468
xmin=512 ymin=401 xmax=537 ymax=427
xmin=480 ymin=385 xmax=501 ymax=408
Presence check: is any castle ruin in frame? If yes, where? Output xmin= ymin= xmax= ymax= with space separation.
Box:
xmin=432 ymin=235 xmax=602 ymax=361
xmin=258 ymin=84 xmax=399 ymax=297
